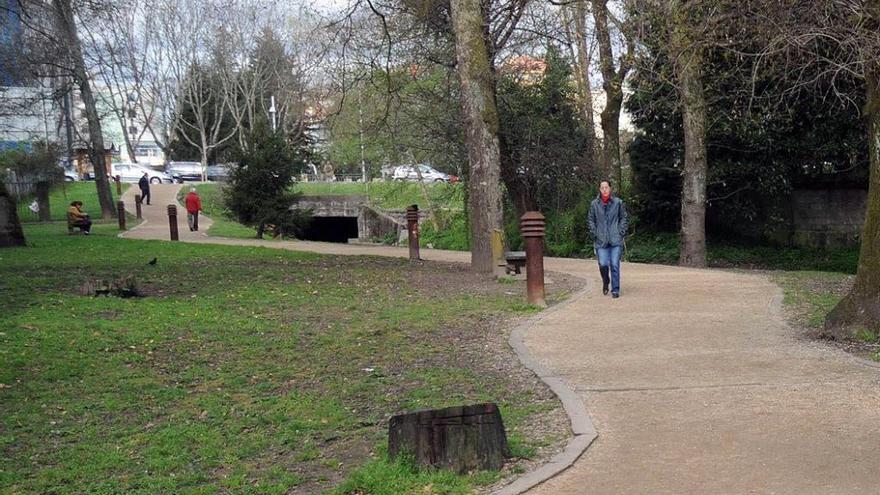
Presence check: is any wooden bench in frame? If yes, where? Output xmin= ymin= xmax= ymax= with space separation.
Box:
xmin=504 ymin=251 xmax=526 ymax=275
xmin=67 ymin=215 xmax=86 ymax=235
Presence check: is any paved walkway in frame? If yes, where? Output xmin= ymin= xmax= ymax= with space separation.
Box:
xmin=123 ymin=184 xmax=880 ymax=494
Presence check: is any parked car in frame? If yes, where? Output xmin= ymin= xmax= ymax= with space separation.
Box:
xmin=392 ymin=164 xmax=458 ymax=183
xmin=62 ymin=167 xmax=79 ymax=182
xmin=166 ymin=161 xmax=203 ymax=181
xmin=110 ymin=163 xmax=176 ymax=184
xmin=206 ymin=163 xmax=234 ymax=182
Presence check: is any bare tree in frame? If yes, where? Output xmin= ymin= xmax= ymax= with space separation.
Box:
xmin=51 ymin=0 xmax=115 ymax=219
xmin=562 ymin=0 xmax=598 ymax=160
xmin=592 ymin=0 xmax=634 ymax=186
xmin=81 ymin=0 xmax=158 ymax=164
xmin=449 ymin=0 xmax=505 ymax=272
xmin=157 ymin=1 xmax=237 ymax=177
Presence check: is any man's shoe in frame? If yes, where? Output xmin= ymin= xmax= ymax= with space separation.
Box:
xmin=600 ymin=266 xmax=610 ymax=295
xmin=612 ymin=292 xmax=619 ymax=298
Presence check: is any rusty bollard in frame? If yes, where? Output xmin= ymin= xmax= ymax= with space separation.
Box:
xmin=116 ymin=200 xmax=126 ymax=230
xmin=135 ymin=194 xmax=142 ymax=219
xmin=167 ymin=204 xmax=179 ymax=241
xmin=114 ymin=175 xmax=122 ymax=196
xmin=521 ymin=211 xmax=546 ymax=307
xmin=406 ymin=205 xmax=420 ymax=261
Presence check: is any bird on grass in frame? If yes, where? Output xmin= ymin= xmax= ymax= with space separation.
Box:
xmin=147 ymin=257 xmax=158 ymax=266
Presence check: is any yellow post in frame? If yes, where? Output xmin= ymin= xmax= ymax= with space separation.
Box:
xmin=491 ymin=229 xmax=505 ymax=275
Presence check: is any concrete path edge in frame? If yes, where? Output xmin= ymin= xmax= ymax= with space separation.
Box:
xmin=493 ymin=284 xmax=598 ymax=495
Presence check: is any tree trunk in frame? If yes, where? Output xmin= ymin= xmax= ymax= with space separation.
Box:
xmin=122 ymin=111 xmax=138 ymax=164
xmin=0 ymin=181 xmax=26 ymax=248
xmin=599 ymin=102 xmax=622 ymax=185
xmin=52 ymin=0 xmax=114 ymax=219
xmin=201 ymin=144 xmax=209 ymax=182
xmin=569 ymin=1 xmax=598 ymax=166
xmin=388 ymin=403 xmax=508 ymax=474
xmin=449 ymin=0 xmax=504 ymax=273
xmin=592 ymin=0 xmax=631 ymax=187
xmin=36 ymin=181 xmax=51 ymax=222
xmin=673 ymin=31 xmax=708 ymax=268
xmin=825 ymin=66 xmax=880 ymax=335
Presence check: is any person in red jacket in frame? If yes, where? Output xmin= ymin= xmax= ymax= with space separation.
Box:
xmin=184 ymin=187 xmax=202 ymax=231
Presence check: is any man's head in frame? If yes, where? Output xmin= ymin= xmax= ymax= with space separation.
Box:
xmin=143 ymin=172 xmax=148 ymax=176
xmin=190 ymin=187 xmax=197 ymax=193
xmin=599 ymin=180 xmax=612 ymax=197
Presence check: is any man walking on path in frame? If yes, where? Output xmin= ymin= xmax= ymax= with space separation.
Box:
xmin=588 ymin=180 xmax=628 ymax=298
xmin=185 ymin=187 xmax=202 ymax=231
xmin=138 ymin=173 xmax=151 ymax=205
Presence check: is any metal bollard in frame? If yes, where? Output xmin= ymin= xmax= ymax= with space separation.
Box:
xmin=520 ymin=211 xmax=546 ymax=307
xmin=406 ymin=205 xmax=420 ymax=261
xmin=135 ymin=194 xmax=142 ymax=219
xmin=114 ymin=175 xmax=122 ymax=196
xmin=167 ymin=204 xmax=179 ymax=241
xmin=116 ymin=200 xmax=126 ymax=230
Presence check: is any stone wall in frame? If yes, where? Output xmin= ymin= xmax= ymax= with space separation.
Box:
xmin=788 ymin=188 xmax=866 ymax=249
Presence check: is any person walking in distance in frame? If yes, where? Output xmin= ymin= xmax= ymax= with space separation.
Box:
xmin=138 ymin=172 xmax=151 ymax=205
xmin=185 ymin=187 xmax=202 ymax=231
xmin=588 ymin=180 xmax=628 ymax=298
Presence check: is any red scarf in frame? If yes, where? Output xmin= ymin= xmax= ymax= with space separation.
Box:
xmin=601 ymin=192 xmax=611 ymax=204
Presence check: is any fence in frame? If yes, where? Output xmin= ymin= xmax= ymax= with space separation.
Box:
xmin=5 ymin=181 xmax=37 ymax=201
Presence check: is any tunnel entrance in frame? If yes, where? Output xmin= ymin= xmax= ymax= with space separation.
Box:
xmin=301 ymin=216 xmax=359 ymax=243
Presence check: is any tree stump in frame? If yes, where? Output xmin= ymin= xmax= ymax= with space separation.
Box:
xmin=388 ymin=402 xmax=509 ymax=474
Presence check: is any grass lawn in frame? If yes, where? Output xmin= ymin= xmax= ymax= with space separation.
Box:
xmin=1 ymin=224 xmax=565 ymax=494
xmin=295 ymin=182 xmax=464 ymax=211
xmin=773 ymin=271 xmax=852 ymax=330
xmin=16 ymin=182 xmax=131 ymax=223
xmin=771 ymin=270 xmax=880 ymax=359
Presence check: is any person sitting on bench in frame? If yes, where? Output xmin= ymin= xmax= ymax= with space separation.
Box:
xmin=67 ymin=201 xmax=92 ymax=235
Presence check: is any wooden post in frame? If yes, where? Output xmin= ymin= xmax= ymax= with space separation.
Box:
xmin=521 ymin=211 xmax=546 ymax=307
xmin=114 ymin=175 xmax=122 ymax=196
xmin=388 ymin=403 xmax=508 ymax=474
xmin=135 ymin=194 xmax=142 ymax=219
xmin=406 ymin=205 xmax=420 ymax=261
xmin=116 ymin=201 xmax=126 ymax=230
xmin=167 ymin=205 xmax=179 ymax=241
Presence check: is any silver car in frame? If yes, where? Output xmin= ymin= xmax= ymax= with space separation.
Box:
xmin=167 ymin=161 xmax=204 ymax=181
xmin=111 ymin=163 xmax=175 ymax=184
xmin=392 ymin=164 xmax=453 ymax=183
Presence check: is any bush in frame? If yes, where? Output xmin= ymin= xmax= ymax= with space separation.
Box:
xmin=224 ymin=125 xmax=311 ymax=238
xmin=420 ymin=210 xmax=469 ymax=251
